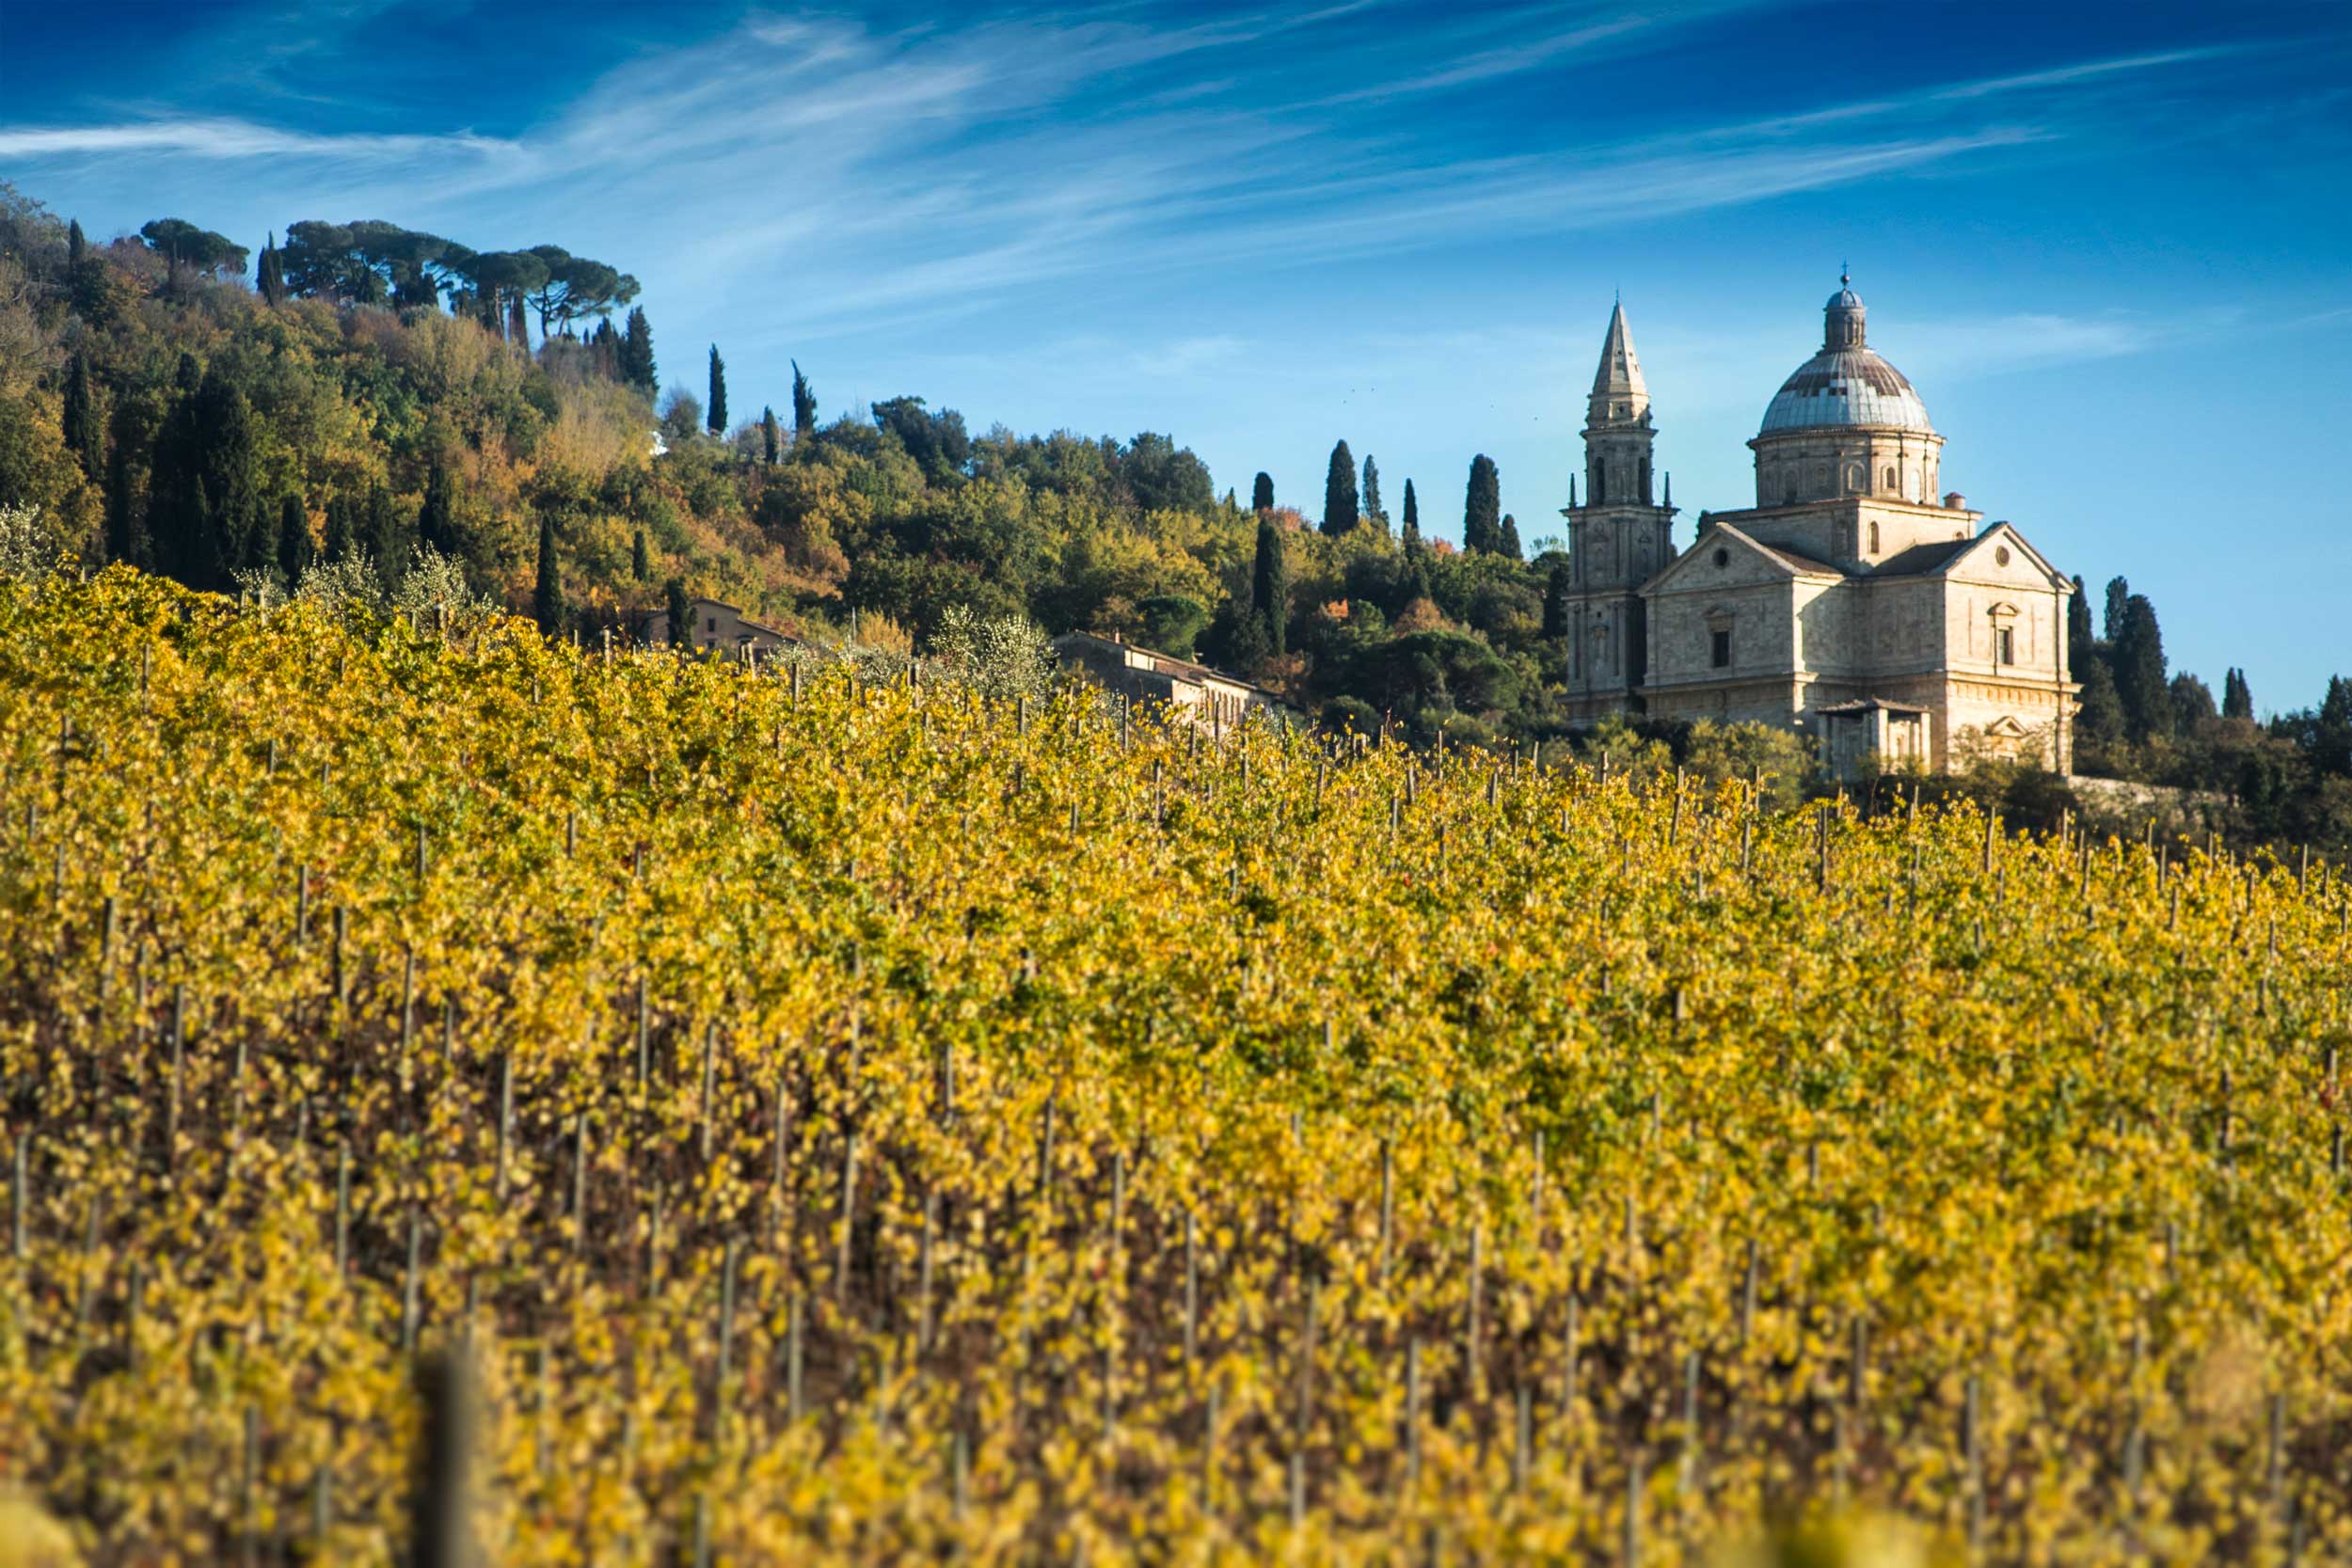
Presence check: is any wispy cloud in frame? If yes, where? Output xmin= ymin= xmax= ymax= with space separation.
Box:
xmin=1899 ymin=309 xmax=2208 ymax=379
xmin=1311 ymin=13 xmax=1651 ymax=104
xmin=1928 ymin=44 xmax=2255 ymax=102
xmin=0 ymin=118 xmax=506 ymax=161
xmin=0 ymin=7 xmax=2299 ymax=343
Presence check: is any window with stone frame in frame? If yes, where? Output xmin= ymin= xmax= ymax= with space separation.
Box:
xmin=1711 ymin=627 xmax=1732 ymax=669
xmin=1986 ymin=601 xmax=2022 ymax=666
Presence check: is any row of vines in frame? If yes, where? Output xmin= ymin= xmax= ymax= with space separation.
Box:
xmin=1 ymin=569 xmax=2347 ymax=1565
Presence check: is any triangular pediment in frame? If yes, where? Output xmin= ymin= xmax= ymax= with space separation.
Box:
xmin=1643 ymin=521 xmax=1841 ymax=594
xmin=1943 ymin=521 xmax=2067 ymax=587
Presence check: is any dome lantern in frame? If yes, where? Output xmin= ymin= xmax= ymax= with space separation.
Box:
xmin=1824 ymin=271 xmax=1866 ymax=351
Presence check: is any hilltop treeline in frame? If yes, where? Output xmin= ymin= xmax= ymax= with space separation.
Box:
xmin=1 ymin=182 xmax=2348 ymax=850
xmin=0 ymin=184 xmax=1589 ymax=752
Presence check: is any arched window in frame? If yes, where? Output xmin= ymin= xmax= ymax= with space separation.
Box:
xmin=1883 ymin=467 xmax=1896 ymax=491
xmin=1867 ymin=522 xmax=1880 ymax=554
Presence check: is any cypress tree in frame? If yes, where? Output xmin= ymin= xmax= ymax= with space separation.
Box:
xmin=417 ymin=458 xmax=460 ymax=558
xmin=791 ymin=360 xmax=817 ymax=438
xmin=1361 ymin=455 xmax=1384 ymax=527
xmin=61 ymin=351 xmax=99 ymax=479
xmin=1499 ymin=513 xmax=1522 ymax=560
xmin=361 ymin=483 xmax=401 ymax=569
xmin=1251 ymin=471 xmax=1274 ymax=514
xmin=2074 ymin=654 xmax=2125 ymax=752
xmin=68 ymin=219 xmax=86 ymax=268
xmin=1320 ymin=440 xmax=1358 ymax=536
xmin=1252 ymin=517 xmax=1289 ymax=657
xmin=619 ymin=308 xmax=657 ymax=395
xmin=2222 ymin=667 xmax=2254 ymax=721
xmin=533 ymin=511 xmax=564 ymax=635
xmin=632 ymin=527 xmax=650 ymax=581
xmin=103 ymin=391 xmax=154 ymax=570
xmin=1463 ymin=454 xmax=1501 ymax=552
xmin=707 ymin=346 xmax=728 ymax=435
xmin=2112 ymin=594 xmax=2169 ymax=743
xmin=1542 ymin=562 xmax=1570 ymax=638
xmin=257 ymin=233 xmax=286 ymax=307
xmin=190 ymin=368 xmax=261 ymax=589
xmin=277 ymin=493 xmax=311 ymax=581
xmin=665 ymin=577 xmax=693 ymax=648
xmin=244 ymin=492 xmax=274 ymax=578
xmin=324 ymin=495 xmax=355 ymax=563
xmin=1401 ymin=479 xmax=1421 ymax=550
xmin=2314 ymin=676 xmax=2352 ymax=775
xmin=2067 ymin=575 xmax=2094 ymax=675
xmin=2103 ymin=577 xmax=2130 ymax=644
xmin=762 ymin=406 xmax=781 ymax=464
xmin=147 ymin=358 xmax=205 ymax=583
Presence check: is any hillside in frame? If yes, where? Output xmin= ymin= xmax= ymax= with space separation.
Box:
xmin=0 ymin=182 xmax=1801 ymax=762
xmin=2 ymin=571 xmax=2347 ymax=1563
xmin=4 ymin=182 xmax=2351 ymax=856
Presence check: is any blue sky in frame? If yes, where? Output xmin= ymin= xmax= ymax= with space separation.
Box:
xmin=4 ymin=1 xmax=2348 ymax=709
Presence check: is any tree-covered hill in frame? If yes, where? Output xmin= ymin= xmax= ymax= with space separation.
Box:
xmin=0 ymin=184 xmax=1596 ymax=752
xmin=3 ymin=182 xmax=2349 ymax=852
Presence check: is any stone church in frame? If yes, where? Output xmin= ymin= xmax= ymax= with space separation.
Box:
xmin=1557 ymin=277 xmax=2078 ymax=776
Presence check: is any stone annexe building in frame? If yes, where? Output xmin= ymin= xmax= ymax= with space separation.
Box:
xmin=1561 ymin=278 xmax=2078 ymax=776
xmin=641 ymin=596 xmax=799 ymax=657
xmin=1051 ymin=630 xmax=1296 ymax=730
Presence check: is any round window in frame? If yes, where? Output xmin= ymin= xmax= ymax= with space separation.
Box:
xmin=1713 ymin=547 xmax=1730 ymax=567
xmin=1994 ymin=546 xmax=2011 ymax=566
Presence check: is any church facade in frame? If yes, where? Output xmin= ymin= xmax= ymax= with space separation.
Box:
xmin=1562 ymin=278 xmax=2078 ymax=776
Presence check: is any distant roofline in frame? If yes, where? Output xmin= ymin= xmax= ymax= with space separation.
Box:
xmin=1052 ymin=629 xmax=1293 ymax=704
xmin=1818 ymin=696 xmax=1930 ymax=716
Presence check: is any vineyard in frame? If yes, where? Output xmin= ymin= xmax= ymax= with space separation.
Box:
xmin=2 ymin=567 xmax=2348 ymax=1567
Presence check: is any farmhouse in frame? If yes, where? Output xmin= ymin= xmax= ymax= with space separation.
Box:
xmin=1051 ymin=630 xmax=1296 ymax=730
xmin=640 ymin=596 xmax=800 ymax=656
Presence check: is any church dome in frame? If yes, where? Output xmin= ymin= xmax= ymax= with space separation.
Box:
xmin=1757 ymin=275 xmax=1933 ymax=436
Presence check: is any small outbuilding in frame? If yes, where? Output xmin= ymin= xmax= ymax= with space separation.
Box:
xmin=1051 ymin=630 xmax=1295 ymax=730
xmin=641 ymin=597 xmax=800 ymax=656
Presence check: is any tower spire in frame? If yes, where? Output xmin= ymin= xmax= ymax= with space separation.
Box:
xmin=1589 ymin=299 xmax=1647 ymax=418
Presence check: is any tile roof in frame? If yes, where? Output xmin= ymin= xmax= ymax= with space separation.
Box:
xmin=1871 ymin=539 xmax=1972 ymax=577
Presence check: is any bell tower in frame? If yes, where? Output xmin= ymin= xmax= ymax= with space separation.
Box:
xmin=1561 ymin=300 xmax=1677 ymax=721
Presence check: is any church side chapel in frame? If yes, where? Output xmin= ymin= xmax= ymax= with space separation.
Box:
xmin=1564 ymin=277 xmax=2079 ymax=777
